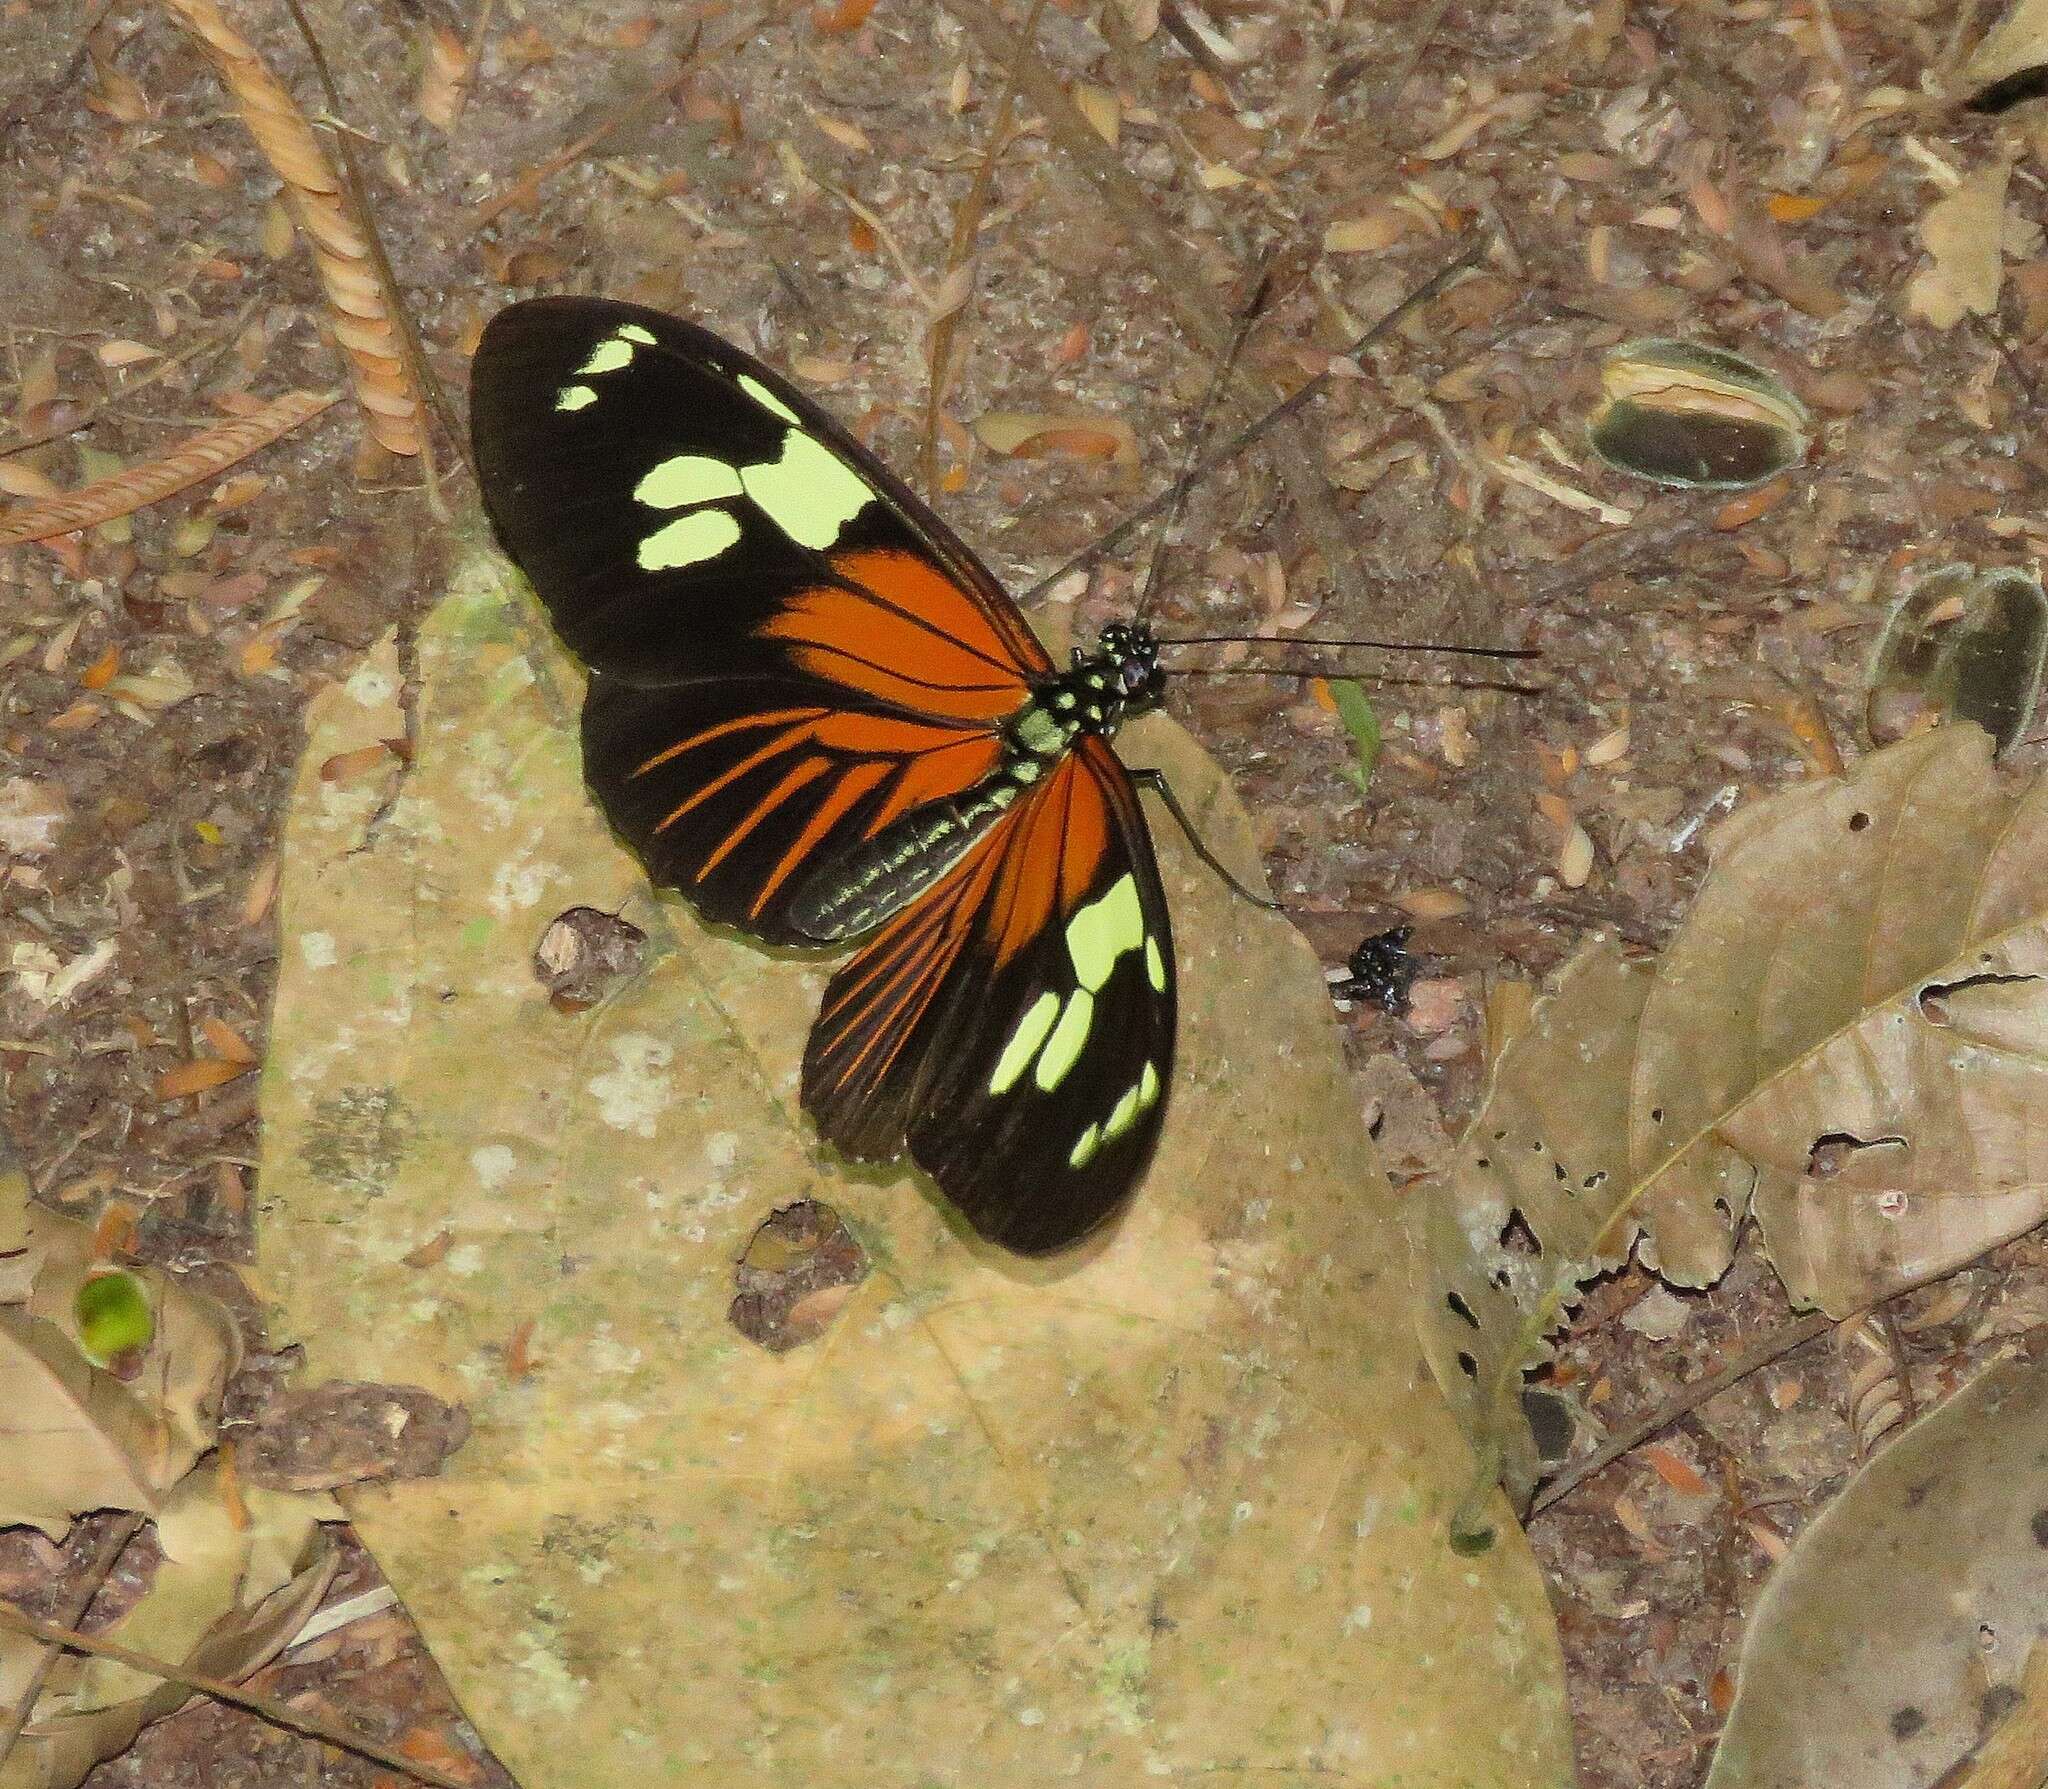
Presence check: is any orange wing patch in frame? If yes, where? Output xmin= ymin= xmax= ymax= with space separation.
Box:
xmin=764 ymin=548 xmax=1039 ymax=721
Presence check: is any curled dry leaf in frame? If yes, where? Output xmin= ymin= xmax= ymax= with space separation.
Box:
xmin=157 ymin=0 xmax=420 ymax=455
xmin=0 ymin=1457 xmax=339 ymax=1789
xmin=1906 ymin=161 xmax=2012 ymax=331
xmin=972 ymin=408 xmax=1140 ymax=478
xmin=1704 ymin=1351 xmax=2048 ymax=1789
xmin=0 ymin=1153 xmax=240 ymax=1536
xmin=0 ymin=390 xmax=339 ymax=548
xmin=248 ymin=553 xmax=1572 ymax=1788
xmin=1418 ymin=726 xmax=2048 ymax=1510
xmin=1962 ymin=0 xmax=2048 ymax=95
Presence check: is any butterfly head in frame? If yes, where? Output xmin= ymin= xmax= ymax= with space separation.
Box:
xmin=1094 ymin=620 xmax=1165 ymax=713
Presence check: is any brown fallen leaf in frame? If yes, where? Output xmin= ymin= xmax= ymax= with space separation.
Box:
xmin=1419 ymin=726 xmax=2048 ymax=1510
xmin=1706 ymin=1354 xmax=2048 ymax=1789
xmin=250 ymin=558 xmax=1574 ymax=1786
xmin=156 ymin=1056 xmax=256 ymax=1101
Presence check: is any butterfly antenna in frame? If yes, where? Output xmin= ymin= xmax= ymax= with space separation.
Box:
xmin=1027 ymin=234 xmax=1487 ymax=606
xmin=1132 ymin=262 xmax=1275 ymax=630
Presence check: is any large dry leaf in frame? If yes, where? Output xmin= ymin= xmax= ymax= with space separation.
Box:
xmin=1704 ymin=1349 xmax=2048 ymax=1788
xmin=1418 ymin=727 xmax=2048 ymax=1508
xmin=0 ymin=1155 xmax=239 ymax=1535
xmin=251 ymin=544 xmax=1572 ymax=1786
xmin=0 ymin=1458 xmax=339 ymax=1789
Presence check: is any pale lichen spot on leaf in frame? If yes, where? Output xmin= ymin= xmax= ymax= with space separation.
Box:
xmin=588 ymin=1033 xmax=677 ymax=1137
xmin=444 ymin=1244 xmax=485 ymax=1277
xmin=299 ymin=931 xmax=337 ymax=969
xmin=344 ymin=661 xmax=398 ymax=709
xmin=511 ymin=1629 xmax=588 ymax=1717
xmin=471 ymin=1143 xmax=517 ymax=1189
xmin=488 ymin=855 xmax=549 ymax=917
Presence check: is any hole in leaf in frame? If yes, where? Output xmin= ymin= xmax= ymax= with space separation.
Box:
xmin=1446 ymin=1291 xmax=1481 ymax=1329
xmin=1919 ymin=970 xmax=2039 ymax=1026
xmin=1849 ymin=811 xmax=1871 ymax=832
xmin=1806 ymin=1131 xmax=1906 ymax=1178
xmin=1455 ymin=1349 xmax=1478 ymax=1378
xmin=1498 ymin=1211 xmax=1542 ymax=1259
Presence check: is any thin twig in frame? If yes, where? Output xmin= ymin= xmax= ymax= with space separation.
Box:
xmin=1022 ymin=236 xmax=1484 ymax=602
xmin=471 ymin=40 xmax=706 ymax=229
xmin=939 ymin=0 xmax=1360 ymax=592
xmin=919 ymin=0 xmax=1046 ymax=500
xmin=0 ymin=1603 xmax=471 ymax=1789
xmin=0 ymin=1512 xmax=146 ymax=1770
xmin=1366 ymin=0 xmax=1455 ymax=123
xmin=1530 ymin=1311 xmax=1835 ymax=1515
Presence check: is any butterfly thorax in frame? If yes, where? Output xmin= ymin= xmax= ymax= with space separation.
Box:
xmin=787 ymin=623 xmax=1162 ymax=945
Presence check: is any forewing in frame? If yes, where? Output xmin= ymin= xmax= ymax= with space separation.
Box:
xmin=470 ymin=295 xmax=1056 ymax=942
xmin=469 ymin=295 xmax=1054 ymax=686
xmin=803 ymin=739 xmax=1175 ymax=1253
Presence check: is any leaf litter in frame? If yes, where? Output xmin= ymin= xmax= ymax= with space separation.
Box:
xmin=0 ymin=1149 xmax=345 ymax=1789
xmin=1421 ymin=724 xmax=2048 ymax=1516
xmin=15 ymin=0 xmax=2048 ymax=1780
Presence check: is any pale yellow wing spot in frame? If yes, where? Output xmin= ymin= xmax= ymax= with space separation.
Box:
xmin=740 ymin=430 xmax=873 ymax=550
xmin=1065 ymin=873 xmax=1144 ymax=991
xmin=638 ymin=509 xmax=742 ymax=572
xmin=555 ymin=384 xmax=597 ymax=413
xmin=738 ymin=373 xmax=802 ymax=426
xmin=1033 ymin=990 xmax=1093 ymax=1092
xmin=987 ymin=989 xmax=1060 ymax=1096
xmin=636 ymin=454 xmax=745 ymax=511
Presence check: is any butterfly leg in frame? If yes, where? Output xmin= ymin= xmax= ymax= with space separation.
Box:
xmin=1126 ymin=767 xmax=1283 ymax=913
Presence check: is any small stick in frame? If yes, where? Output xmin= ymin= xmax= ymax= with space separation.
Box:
xmin=1023 ymin=237 xmax=1484 ymax=602
xmin=1530 ymin=1310 xmax=1834 ymax=1515
xmin=471 ymin=42 xmax=706 ymax=229
xmin=0 ymin=1603 xmax=471 ymax=1789
xmin=0 ymin=1512 xmax=146 ymax=1770
xmin=940 ymin=0 xmax=1361 ymax=589
xmin=919 ymin=0 xmax=1047 ymax=500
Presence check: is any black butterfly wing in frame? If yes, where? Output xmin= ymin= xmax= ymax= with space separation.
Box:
xmin=470 ymin=295 xmax=1053 ymax=683
xmin=470 ymin=296 xmax=1056 ymax=945
xmin=804 ymin=738 xmax=1176 ymax=1254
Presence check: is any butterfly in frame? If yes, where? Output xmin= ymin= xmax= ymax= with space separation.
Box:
xmin=470 ymin=297 xmax=1179 ymax=1255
